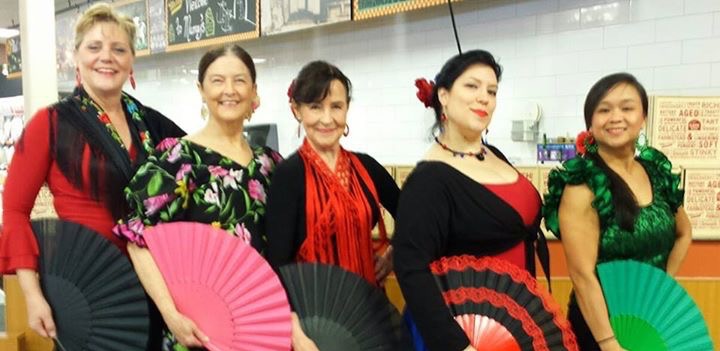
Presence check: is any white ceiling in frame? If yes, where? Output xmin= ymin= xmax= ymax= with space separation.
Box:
xmin=0 ymin=0 xmax=91 ymax=29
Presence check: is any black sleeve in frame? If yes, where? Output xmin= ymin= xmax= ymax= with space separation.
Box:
xmin=356 ymin=153 xmax=400 ymax=218
xmin=392 ymin=166 xmax=470 ymax=351
xmin=265 ymin=153 xmax=306 ymax=270
xmin=143 ymin=107 xmax=186 ymax=143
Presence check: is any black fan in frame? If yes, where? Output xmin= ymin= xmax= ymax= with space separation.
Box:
xmin=33 ymin=219 xmax=150 ymax=350
xmin=279 ymin=263 xmax=412 ymax=350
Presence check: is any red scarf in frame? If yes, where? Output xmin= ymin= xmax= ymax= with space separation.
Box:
xmin=297 ymin=139 xmax=388 ymax=284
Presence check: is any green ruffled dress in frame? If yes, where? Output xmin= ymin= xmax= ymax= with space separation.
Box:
xmin=544 ymin=146 xmax=683 ymax=269
xmin=543 ymin=147 xmax=684 ymax=348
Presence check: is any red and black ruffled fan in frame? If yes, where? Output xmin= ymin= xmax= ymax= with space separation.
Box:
xmin=430 ymin=256 xmax=578 ymax=351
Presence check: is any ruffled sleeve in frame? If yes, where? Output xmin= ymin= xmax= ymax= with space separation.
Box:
xmin=113 ymin=138 xmax=193 ymax=247
xmin=638 ymin=147 xmax=684 ymax=212
xmin=0 ymin=109 xmax=53 ymax=273
xmin=543 ymin=156 xmax=614 ymax=239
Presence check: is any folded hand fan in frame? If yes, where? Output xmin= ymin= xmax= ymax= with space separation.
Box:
xmin=430 ymin=255 xmax=578 ymax=351
xmin=279 ymin=263 xmax=412 ymax=351
xmin=597 ymin=260 xmax=714 ymax=351
xmin=143 ymin=222 xmax=291 ymax=351
xmin=32 ymin=219 xmax=150 ymax=351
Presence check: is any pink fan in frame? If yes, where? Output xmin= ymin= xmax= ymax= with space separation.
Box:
xmin=144 ymin=222 xmax=291 ymax=351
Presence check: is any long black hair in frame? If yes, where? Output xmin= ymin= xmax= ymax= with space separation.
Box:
xmin=583 ymin=72 xmax=648 ymax=232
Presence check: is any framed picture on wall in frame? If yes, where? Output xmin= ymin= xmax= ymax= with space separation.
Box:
xmin=261 ymin=0 xmax=351 ymax=36
xmin=55 ymin=6 xmax=88 ymax=83
xmin=353 ymin=0 xmax=460 ymax=20
xmin=166 ymin=0 xmax=259 ymax=52
xmin=113 ymin=0 xmax=151 ymax=56
xmin=5 ymin=35 xmax=21 ymax=79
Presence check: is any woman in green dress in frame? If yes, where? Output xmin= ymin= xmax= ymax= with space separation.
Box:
xmin=114 ymin=44 xmax=282 ymax=350
xmin=543 ymin=73 xmax=692 ymax=351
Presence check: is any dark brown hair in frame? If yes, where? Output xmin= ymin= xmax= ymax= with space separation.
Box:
xmin=290 ymin=61 xmax=352 ymax=104
xmin=198 ymin=45 xmax=256 ymax=84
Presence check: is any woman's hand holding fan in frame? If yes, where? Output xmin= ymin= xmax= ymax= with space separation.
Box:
xmin=291 ymin=312 xmax=320 ymax=351
xmin=165 ymin=309 xmax=210 ymax=348
xmin=24 ymin=288 xmax=56 ymax=338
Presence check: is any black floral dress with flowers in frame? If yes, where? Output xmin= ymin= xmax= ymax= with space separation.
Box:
xmin=114 ymin=137 xmax=282 ymax=351
xmin=116 ymin=137 xmax=282 ymax=252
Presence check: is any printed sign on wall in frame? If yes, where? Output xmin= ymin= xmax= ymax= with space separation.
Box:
xmin=650 ymin=96 xmax=720 ymax=168
xmin=683 ymin=169 xmax=720 ymax=239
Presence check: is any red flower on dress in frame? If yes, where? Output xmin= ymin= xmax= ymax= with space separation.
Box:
xmin=414 ymin=78 xmax=435 ymax=108
xmin=99 ymin=113 xmax=111 ymax=124
xmin=576 ymin=130 xmax=595 ymax=155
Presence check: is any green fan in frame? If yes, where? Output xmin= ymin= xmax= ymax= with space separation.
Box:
xmin=597 ymin=260 xmax=714 ymax=351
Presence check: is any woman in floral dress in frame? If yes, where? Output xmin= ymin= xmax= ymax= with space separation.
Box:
xmin=114 ymin=44 xmax=282 ymax=351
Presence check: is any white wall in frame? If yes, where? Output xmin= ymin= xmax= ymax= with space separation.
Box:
xmin=59 ymin=0 xmax=720 ymax=165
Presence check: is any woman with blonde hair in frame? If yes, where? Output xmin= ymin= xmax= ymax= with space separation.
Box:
xmin=0 ymin=3 xmax=184 ymax=348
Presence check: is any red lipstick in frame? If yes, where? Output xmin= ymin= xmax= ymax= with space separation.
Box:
xmin=472 ymin=109 xmax=488 ymax=118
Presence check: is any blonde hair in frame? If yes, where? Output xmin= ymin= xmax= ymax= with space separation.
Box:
xmin=74 ymin=2 xmax=136 ymax=55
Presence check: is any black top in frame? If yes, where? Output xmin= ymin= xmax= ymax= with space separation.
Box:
xmin=265 ymin=151 xmax=400 ymax=269
xmin=392 ymin=147 xmax=543 ymax=351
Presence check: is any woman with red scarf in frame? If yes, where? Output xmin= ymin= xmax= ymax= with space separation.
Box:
xmin=265 ymin=61 xmax=399 ymax=351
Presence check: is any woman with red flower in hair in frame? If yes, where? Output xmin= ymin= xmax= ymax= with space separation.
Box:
xmin=265 ymin=60 xmax=399 ymax=351
xmin=543 ymin=73 xmax=691 ymax=350
xmin=393 ymin=50 xmax=549 ymax=351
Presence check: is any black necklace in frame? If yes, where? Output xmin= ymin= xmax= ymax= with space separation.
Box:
xmin=434 ymin=137 xmax=487 ymax=161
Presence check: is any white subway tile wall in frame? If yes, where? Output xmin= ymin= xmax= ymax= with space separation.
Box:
xmin=56 ymin=0 xmax=720 ymax=165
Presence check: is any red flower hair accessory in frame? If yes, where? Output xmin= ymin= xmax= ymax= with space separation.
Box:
xmin=415 ymin=78 xmax=435 ymax=108
xmin=287 ymin=79 xmax=296 ymax=102
xmin=575 ymin=130 xmax=597 ymax=156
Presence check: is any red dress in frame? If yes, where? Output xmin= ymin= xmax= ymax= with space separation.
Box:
xmin=0 ymin=109 xmax=136 ymax=273
xmin=484 ymin=174 xmax=542 ymax=269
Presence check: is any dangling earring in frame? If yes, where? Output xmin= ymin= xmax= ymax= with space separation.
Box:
xmin=343 ymin=124 xmax=350 ymax=137
xmin=441 ymin=112 xmax=448 ymax=122
xmin=200 ymin=102 xmax=209 ymax=120
xmin=129 ymin=71 xmax=136 ymax=90
xmin=636 ymin=129 xmax=648 ymax=152
xmin=483 ymin=128 xmax=489 ymax=144
xmin=296 ymin=120 xmax=302 ymax=138
xmin=252 ymin=96 xmax=260 ymax=112
xmin=75 ymin=68 xmax=82 ymax=87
